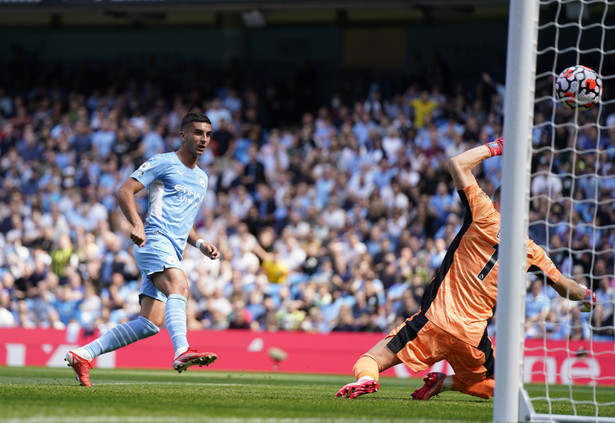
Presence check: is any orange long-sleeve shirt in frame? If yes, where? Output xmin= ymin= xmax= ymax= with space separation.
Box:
xmin=421 ymin=182 xmax=562 ymax=347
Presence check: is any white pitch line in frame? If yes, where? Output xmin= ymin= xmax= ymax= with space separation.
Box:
xmin=92 ymin=382 xmax=242 ymax=386
xmin=0 ymin=417 xmax=454 ymax=423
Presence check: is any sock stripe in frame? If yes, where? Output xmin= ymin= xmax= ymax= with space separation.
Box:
xmin=83 ymin=317 xmax=159 ymax=359
xmin=122 ymin=325 xmax=138 ymax=344
xmin=110 ymin=328 xmax=124 ymax=347
xmin=165 ymin=295 xmax=189 ymax=353
xmin=167 ymin=294 xmax=187 ymax=302
xmin=165 ymin=315 xmax=185 ymax=322
xmin=116 ymin=326 xmax=131 ymax=346
xmin=89 ymin=340 xmax=104 ymax=356
xmin=124 ymin=324 xmax=139 ymax=342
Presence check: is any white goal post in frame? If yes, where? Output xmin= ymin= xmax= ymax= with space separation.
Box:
xmin=494 ymin=0 xmax=615 ymax=422
xmin=493 ymin=0 xmax=537 ymax=421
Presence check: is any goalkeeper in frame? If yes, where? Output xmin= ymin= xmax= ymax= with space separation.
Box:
xmin=337 ymin=139 xmax=597 ymax=400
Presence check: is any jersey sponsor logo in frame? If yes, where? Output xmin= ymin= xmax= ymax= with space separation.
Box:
xmin=174 ymin=184 xmax=205 ymax=205
xmin=166 ymin=255 xmax=178 ymax=264
xmin=175 ymin=169 xmax=184 ymax=178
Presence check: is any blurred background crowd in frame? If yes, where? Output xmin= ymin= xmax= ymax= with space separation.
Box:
xmin=0 ymin=49 xmax=613 ymax=342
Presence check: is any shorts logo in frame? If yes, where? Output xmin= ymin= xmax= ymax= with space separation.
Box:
xmin=139 ymin=162 xmax=152 ymax=170
xmin=166 ymin=255 xmax=178 ymax=264
xmin=199 ymin=178 xmax=206 ymax=188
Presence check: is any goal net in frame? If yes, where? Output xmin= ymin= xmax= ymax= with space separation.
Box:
xmin=495 ymin=1 xmax=615 ymax=422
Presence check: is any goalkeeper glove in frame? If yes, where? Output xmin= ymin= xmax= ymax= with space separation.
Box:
xmin=579 ymin=288 xmax=597 ymax=312
xmin=484 ymin=137 xmax=504 ymax=157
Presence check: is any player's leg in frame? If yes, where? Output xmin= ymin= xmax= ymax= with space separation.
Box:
xmin=411 ymin=372 xmax=494 ymax=401
xmin=385 ymin=320 xmax=457 ymax=400
xmin=152 ymin=268 xmax=217 ymax=372
xmin=65 ymin=296 xmax=161 ymax=386
xmin=65 ymin=236 xmax=169 ymax=386
xmin=338 ymin=317 xmax=450 ymax=399
xmin=452 ymin=376 xmax=494 ymax=399
xmin=437 ymin=333 xmax=495 ymax=399
xmin=336 ymin=338 xmax=401 ymax=398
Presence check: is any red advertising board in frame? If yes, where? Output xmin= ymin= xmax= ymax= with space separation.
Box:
xmin=1 ymin=328 xmax=613 ymax=385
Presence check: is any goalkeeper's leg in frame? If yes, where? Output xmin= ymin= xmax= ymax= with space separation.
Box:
xmin=452 ymin=376 xmax=495 ymax=399
xmin=445 ymin=335 xmax=496 ymax=399
xmin=336 ymin=338 xmax=401 ymax=398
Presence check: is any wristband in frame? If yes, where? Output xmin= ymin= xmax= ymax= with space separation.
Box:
xmin=195 ymin=238 xmax=205 ymax=250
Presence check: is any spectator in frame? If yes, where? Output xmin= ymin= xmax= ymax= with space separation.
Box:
xmin=91 ymin=118 xmax=116 ymax=160
xmin=0 ymin=58 xmax=610 ymax=344
xmin=0 ymin=289 xmax=16 ymax=327
xmin=593 ymin=276 xmax=614 ymax=337
xmin=410 ymin=90 xmax=437 ymax=129
xmin=206 ymin=98 xmax=233 ymax=132
xmin=525 ymin=279 xmax=551 ymax=338
xmin=50 ymin=234 xmax=76 ymax=284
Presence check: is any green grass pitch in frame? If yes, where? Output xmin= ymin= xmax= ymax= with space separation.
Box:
xmin=1 ymin=366 xmax=613 ymax=422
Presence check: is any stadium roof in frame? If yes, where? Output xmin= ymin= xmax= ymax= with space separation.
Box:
xmin=0 ymin=0 xmax=510 ymax=27
xmin=1 ymin=0 xmax=508 ymax=8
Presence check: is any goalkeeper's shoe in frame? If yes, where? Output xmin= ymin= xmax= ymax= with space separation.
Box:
xmin=411 ymin=372 xmax=446 ymax=400
xmin=172 ymin=348 xmax=217 ymax=373
xmin=65 ymin=351 xmax=93 ymax=387
xmin=336 ymin=379 xmax=380 ymax=399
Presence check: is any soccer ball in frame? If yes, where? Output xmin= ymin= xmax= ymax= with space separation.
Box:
xmin=555 ymin=65 xmax=602 ymax=111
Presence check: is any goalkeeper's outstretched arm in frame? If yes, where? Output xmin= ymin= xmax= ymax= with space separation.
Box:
xmin=551 ymin=274 xmax=597 ymax=312
xmin=449 ymin=138 xmax=504 ymax=191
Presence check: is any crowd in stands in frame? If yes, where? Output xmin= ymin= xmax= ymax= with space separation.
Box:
xmin=0 ymin=54 xmax=613 ymax=341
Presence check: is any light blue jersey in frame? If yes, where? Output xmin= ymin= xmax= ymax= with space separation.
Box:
xmin=130 ymin=152 xmax=208 ymax=258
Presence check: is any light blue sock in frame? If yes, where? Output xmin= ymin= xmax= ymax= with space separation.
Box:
xmin=165 ymin=294 xmax=189 ymax=357
xmin=83 ymin=316 xmax=160 ymax=359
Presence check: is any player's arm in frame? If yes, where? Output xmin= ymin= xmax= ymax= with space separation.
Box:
xmin=529 ymin=241 xmax=597 ymax=312
xmin=550 ymin=274 xmax=597 ymax=312
xmin=187 ymin=228 xmax=220 ymax=260
xmin=117 ymin=177 xmax=147 ymax=247
xmin=448 ymin=138 xmax=503 ymax=190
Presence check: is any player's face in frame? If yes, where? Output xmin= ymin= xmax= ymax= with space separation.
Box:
xmin=182 ymin=122 xmax=212 ymax=156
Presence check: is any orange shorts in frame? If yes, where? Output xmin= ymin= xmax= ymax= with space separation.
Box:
xmin=385 ymin=318 xmax=495 ymax=386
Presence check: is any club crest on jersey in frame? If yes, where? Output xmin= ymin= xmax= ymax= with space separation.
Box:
xmin=166 ymin=255 xmax=178 ymax=264
xmin=199 ymin=178 xmax=206 ymax=188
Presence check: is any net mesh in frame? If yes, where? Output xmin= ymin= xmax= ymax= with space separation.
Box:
xmin=524 ymin=0 xmax=615 ymax=419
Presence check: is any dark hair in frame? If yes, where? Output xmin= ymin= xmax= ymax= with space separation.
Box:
xmin=180 ymin=112 xmax=211 ymax=131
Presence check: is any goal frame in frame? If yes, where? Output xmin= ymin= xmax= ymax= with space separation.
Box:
xmin=494 ymin=1 xmax=615 ymax=423
xmin=492 ymin=1 xmax=537 ymax=422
